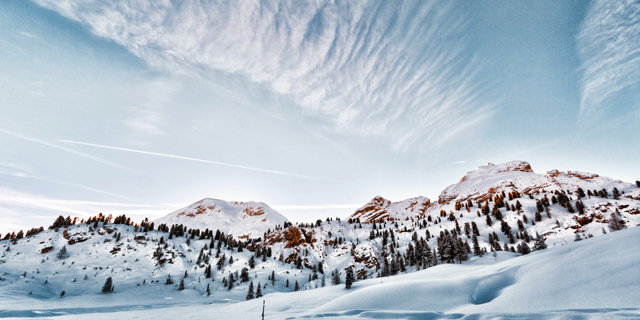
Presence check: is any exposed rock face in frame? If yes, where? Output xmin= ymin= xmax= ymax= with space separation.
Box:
xmin=154 ymin=198 xmax=288 ymax=239
xmin=350 ymin=196 xmax=430 ymax=223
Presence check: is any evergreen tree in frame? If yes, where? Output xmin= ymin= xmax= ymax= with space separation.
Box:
xmin=249 ymin=256 xmax=256 ymax=269
xmin=178 ymin=278 xmax=185 ymax=291
xmin=60 ymin=290 xmax=65 ymax=297
xmin=206 ymin=283 xmax=211 ymax=296
xmin=472 ymin=234 xmax=483 ymax=256
xmin=533 ymin=233 xmax=547 ymax=251
xmin=217 ymin=255 xmax=225 ymax=270
xmin=241 ymin=267 xmax=250 ymax=282
xmin=256 ymin=282 xmax=262 ymax=298
xmin=228 ymin=274 xmax=234 ymax=290
xmin=246 ymin=281 xmax=255 ymax=300
xmin=294 ymin=281 xmax=299 ymax=291
xmin=534 ymin=211 xmax=542 ymax=222
xmin=332 ymin=270 xmax=341 ymax=285
xmin=271 ymin=271 xmax=275 ymax=286
xmin=165 ymin=274 xmax=174 ymax=285
xmin=345 ymin=267 xmax=355 ymax=289
xmin=57 ymin=246 xmax=68 ymax=259
xmin=102 ymin=277 xmax=114 ymax=293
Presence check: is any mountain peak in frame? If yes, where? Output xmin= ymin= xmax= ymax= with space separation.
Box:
xmin=154 ymin=198 xmax=288 ymax=239
xmin=350 ymin=196 xmax=430 ymax=223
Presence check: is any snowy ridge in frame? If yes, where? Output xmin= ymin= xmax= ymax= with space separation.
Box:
xmin=350 ymin=196 xmax=431 ymax=223
xmin=154 ymin=198 xmax=288 ymax=239
xmin=438 ymin=160 xmax=633 ymax=205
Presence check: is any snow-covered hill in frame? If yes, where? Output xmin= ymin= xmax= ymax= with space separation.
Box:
xmin=2 ymin=222 xmax=640 ymax=319
xmin=154 ymin=198 xmax=288 ymax=239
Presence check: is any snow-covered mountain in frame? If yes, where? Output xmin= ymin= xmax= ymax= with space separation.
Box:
xmin=438 ymin=160 xmax=634 ymax=205
xmin=1 ymin=160 xmax=640 ymax=319
xmin=349 ymin=196 xmax=431 ymax=223
xmin=154 ymin=198 xmax=288 ymax=239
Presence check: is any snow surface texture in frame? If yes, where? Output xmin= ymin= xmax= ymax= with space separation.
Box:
xmin=1 ymin=226 xmax=639 ymax=319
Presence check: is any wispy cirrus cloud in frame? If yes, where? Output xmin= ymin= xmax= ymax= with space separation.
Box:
xmin=578 ymin=0 xmax=640 ymax=121
xmin=32 ymin=0 xmax=495 ymax=152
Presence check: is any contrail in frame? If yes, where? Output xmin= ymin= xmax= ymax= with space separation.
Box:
xmin=58 ymin=139 xmax=319 ymax=180
xmin=0 ymin=127 xmax=133 ymax=172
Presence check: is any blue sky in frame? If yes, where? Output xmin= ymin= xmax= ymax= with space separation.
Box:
xmin=1 ymin=0 xmax=639 ymax=234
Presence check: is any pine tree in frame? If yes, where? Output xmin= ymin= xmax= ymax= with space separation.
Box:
xmin=102 ymin=277 xmax=114 ymax=293
xmin=178 ymin=278 xmax=185 ymax=291
xmin=271 ymin=271 xmax=275 ymax=286
xmin=206 ymin=283 xmax=211 ymax=296
xmin=60 ymin=290 xmax=65 ymax=297
xmin=228 ymin=274 xmax=234 ymax=290
xmin=332 ymin=270 xmax=341 ymax=285
xmin=246 ymin=281 xmax=255 ymax=300
xmin=294 ymin=281 xmax=299 ymax=291
xmin=472 ymin=234 xmax=483 ymax=256
xmin=534 ymin=211 xmax=542 ymax=222
xmin=345 ymin=267 xmax=355 ymax=289
xmin=57 ymin=246 xmax=68 ymax=259
xmin=256 ymin=282 xmax=263 ymax=298
xmin=241 ymin=267 xmax=250 ymax=282
xmin=166 ymin=274 xmax=174 ymax=285
xmin=533 ymin=233 xmax=547 ymax=251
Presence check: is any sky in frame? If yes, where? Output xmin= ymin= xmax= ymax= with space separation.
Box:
xmin=1 ymin=0 xmax=639 ymax=234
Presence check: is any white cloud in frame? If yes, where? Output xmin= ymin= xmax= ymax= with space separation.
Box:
xmin=578 ymin=0 xmax=640 ymax=121
xmin=32 ymin=0 xmax=494 ymax=152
